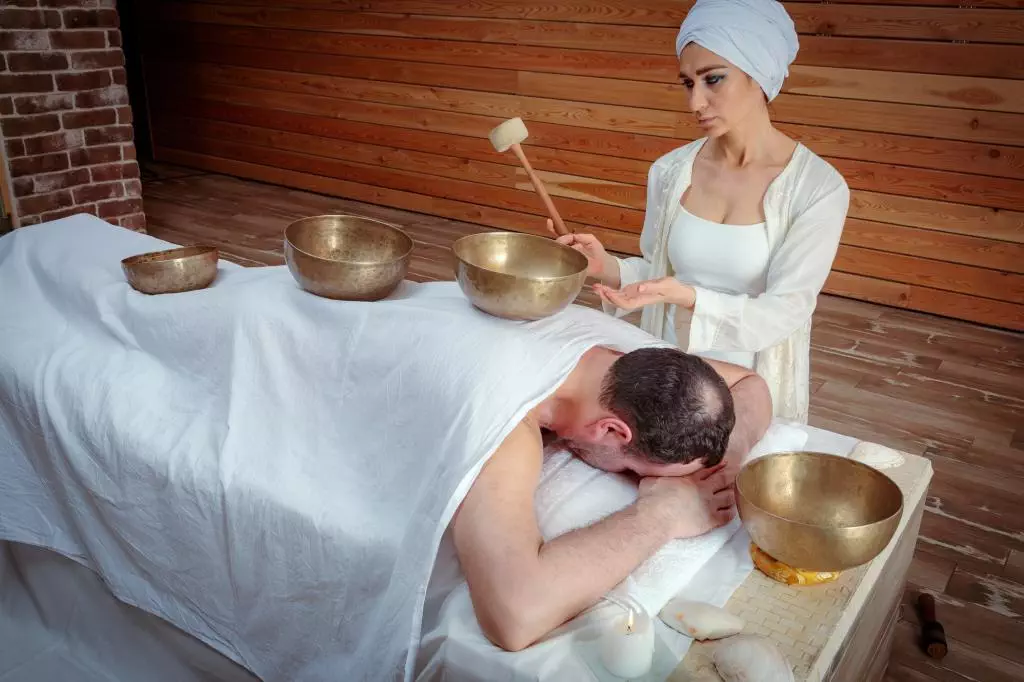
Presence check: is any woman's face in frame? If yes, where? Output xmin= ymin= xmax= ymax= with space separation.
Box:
xmin=678 ymin=42 xmax=766 ymax=137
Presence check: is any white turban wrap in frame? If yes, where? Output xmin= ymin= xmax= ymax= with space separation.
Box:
xmin=674 ymin=0 xmax=799 ymax=101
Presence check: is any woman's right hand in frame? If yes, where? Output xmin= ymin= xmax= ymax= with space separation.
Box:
xmin=545 ymin=219 xmax=618 ymax=285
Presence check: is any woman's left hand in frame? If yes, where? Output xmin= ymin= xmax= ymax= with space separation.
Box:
xmin=593 ymin=277 xmax=695 ymax=311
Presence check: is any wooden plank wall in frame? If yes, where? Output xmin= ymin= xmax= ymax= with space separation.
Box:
xmin=133 ymin=0 xmax=1024 ymax=331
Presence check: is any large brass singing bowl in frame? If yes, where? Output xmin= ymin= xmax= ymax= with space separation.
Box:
xmin=121 ymin=245 xmax=219 ymax=295
xmin=452 ymin=232 xmax=588 ymax=320
xmin=736 ymin=452 xmax=904 ymax=572
xmin=284 ymin=214 xmax=413 ymax=301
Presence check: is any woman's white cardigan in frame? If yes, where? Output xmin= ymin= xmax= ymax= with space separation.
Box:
xmin=605 ymin=138 xmax=850 ymax=424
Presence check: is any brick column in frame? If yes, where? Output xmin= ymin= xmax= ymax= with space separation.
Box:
xmin=1 ymin=2 xmax=145 ymax=231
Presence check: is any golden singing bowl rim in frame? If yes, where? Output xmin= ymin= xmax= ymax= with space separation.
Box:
xmin=120 ymin=244 xmax=218 ymax=267
xmin=451 ymin=231 xmax=589 ymax=282
xmin=283 ymin=214 xmax=415 ymax=267
xmin=736 ymin=450 xmax=904 ymax=532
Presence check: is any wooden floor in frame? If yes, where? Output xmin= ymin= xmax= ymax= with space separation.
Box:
xmin=141 ymin=162 xmax=1024 ymax=682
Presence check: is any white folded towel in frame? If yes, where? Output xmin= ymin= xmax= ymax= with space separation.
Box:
xmin=533 ymin=421 xmax=809 ymax=615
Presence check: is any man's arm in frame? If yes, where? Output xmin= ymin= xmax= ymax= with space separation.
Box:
xmin=452 ymin=418 xmax=732 ymax=652
xmin=704 ymin=358 xmax=773 ymax=478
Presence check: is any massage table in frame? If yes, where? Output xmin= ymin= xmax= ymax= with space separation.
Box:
xmin=0 ymin=216 xmax=932 ymax=681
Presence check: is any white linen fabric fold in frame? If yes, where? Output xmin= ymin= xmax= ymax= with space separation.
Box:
xmin=0 ymin=215 xmax=686 ymax=682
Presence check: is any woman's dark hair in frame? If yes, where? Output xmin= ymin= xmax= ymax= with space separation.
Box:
xmin=599 ymin=348 xmax=736 ymax=466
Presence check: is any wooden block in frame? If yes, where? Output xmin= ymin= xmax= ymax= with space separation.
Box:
xmin=811 ymin=326 xmax=944 ymax=371
xmin=785 ymin=65 xmax=1024 ymax=115
xmin=824 ymin=271 xmax=911 ymax=308
xmin=925 ymin=457 xmax=1024 ymax=554
xmin=832 ymin=158 xmax=1024 ymax=213
xmin=1006 ymin=551 xmax=1024 ymax=583
xmin=940 ymin=437 xmax=1024 ymax=482
xmin=946 ymin=567 xmax=1024 ymax=620
xmin=798 ymin=35 xmax=1024 ymax=80
xmin=810 ymin=382 xmax=974 ymax=459
xmin=905 ymin=551 xmax=956 ymax=594
xmin=855 ymin=372 xmax=1022 ymax=434
xmin=786 ymin=4 xmax=1024 ymax=44
xmin=849 ymin=191 xmax=1023 ymax=245
xmin=841 ymin=219 xmax=1024 ymax=274
xmin=832 ymin=245 xmax=1024 ymax=303
xmin=918 ymin=511 xmax=1011 ymax=573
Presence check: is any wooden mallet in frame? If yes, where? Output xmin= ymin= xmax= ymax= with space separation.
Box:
xmin=488 ymin=117 xmax=571 ymax=237
xmin=916 ymin=593 xmax=948 ymax=659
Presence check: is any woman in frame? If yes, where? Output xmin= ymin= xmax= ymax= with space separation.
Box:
xmin=555 ymin=0 xmax=850 ymax=424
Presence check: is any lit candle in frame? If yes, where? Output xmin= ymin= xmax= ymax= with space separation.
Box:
xmin=599 ymin=607 xmax=655 ymax=679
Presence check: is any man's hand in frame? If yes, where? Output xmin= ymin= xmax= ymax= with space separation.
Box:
xmin=637 ymin=462 xmax=736 ymax=539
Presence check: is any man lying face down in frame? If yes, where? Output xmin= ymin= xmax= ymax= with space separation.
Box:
xmin=452 ymin=345 xmax=772 ymax=652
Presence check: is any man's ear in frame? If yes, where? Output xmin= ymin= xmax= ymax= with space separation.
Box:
xmin=592 ymin=416 xmax=632 ymax=447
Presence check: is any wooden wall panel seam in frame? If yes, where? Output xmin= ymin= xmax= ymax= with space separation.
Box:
xmin=148 ymin=114 xmax=647 ymax=209
xmin=149 ymin=22 xmax=1024 ymax=115
xmin=153 ymin=4 xmax=1024 ymax=78
xmin=141 ymin=41 xmax=1024 ymax=147
xmin=153 ymin=133 xmax=648 ymax=233
xmin=143 ymin=64 xmax=1024 ymax=212
xmin=175 ymin=0 xmax=1024 ymax=45
xmin=143 ymin=96 xmax=1024 ymax=247
xmin=152 ymin=113 xmax=1024 ymax=273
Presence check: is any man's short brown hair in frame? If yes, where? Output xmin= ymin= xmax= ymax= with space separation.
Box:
xmin=599 ymin=347 xmax=736 ymax=466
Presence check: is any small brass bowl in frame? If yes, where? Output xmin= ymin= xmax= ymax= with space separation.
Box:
xmin=736 ymin=451 xmax=904 ymax=572
xmin=284 ymin=214 xmax=414 ymax=301
xmin=452 ymin=232 xmax=588 ymax=320
xmin=121 ymin=245 xmax=219 ymax=295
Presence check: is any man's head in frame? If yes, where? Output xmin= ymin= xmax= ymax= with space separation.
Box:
xmin=555 ymin=347 xmax=735 ymax=477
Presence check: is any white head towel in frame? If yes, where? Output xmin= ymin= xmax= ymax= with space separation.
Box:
xmin=674 ymin=0 xmax=799 ymax=101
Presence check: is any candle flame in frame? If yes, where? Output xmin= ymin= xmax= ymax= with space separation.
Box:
xmin=626 ymin=610 xmax=634 ymax=633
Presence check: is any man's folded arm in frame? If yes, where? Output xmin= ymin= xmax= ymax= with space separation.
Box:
xmin=451 ymin=419 xmax=677 ymax=652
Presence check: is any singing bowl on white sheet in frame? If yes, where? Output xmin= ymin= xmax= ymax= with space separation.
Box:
xmin=452 ymin=232 xmax=588 ymax=320
xmin=284 ymin=214 xmax=414 ymax=301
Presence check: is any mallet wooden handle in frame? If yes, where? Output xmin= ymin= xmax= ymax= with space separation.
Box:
xmin=917 ymin=593 xmax=948 ymax=659
xmin=511 ymin=143 xmax=570 ymax=237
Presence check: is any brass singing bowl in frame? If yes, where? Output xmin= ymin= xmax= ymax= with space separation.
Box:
xmin=121 ymin=245 xmax=219 ymax=295
xmin=736 ymin=452 xmax=904 ymax=572
xmin=284 ymin=214 xmax=413 ymax=301
xmin=452 ymin=232 xmax=588 ymax=320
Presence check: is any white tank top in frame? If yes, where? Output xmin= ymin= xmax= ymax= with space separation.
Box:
xmin=667 ymin=206 xmax=770 ymax=368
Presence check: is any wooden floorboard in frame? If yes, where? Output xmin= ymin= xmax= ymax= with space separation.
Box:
xmin=139 ymin=162 xmax=1024 ymax=682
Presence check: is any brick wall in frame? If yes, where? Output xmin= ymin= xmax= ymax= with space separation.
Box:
xmin=0 ymin=1 xmax=145 ymax=231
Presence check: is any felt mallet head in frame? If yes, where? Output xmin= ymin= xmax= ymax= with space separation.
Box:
xmin=488 ymin=117 xmax=529 ymax=153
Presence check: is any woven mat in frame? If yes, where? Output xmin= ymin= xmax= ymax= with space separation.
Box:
xmin=669 ymin=452 xmax=932 ymax=681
